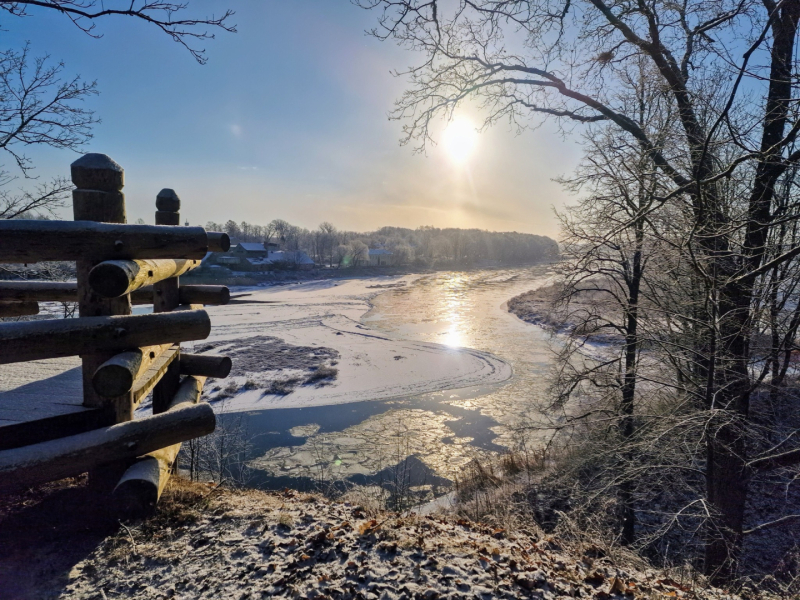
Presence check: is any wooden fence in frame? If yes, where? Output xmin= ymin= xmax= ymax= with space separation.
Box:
xmin=0 ymin=153 xmax=233 ymax=514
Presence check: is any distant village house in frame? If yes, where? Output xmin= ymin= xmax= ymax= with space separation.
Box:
xmin=206 ymin=241 xmax=314 ymax=271
xmin=367 ymin=248 xmax=394 ymax=267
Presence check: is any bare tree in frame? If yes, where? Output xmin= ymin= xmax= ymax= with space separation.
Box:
xmin=554 ymin=109 xmax=671 ymax=545
xmin=319 ymin=221 xmax=339 ymax=268
xmin=0 ymin=1 xmax=235 ymax=64
xmin=358 ymin=0 xmax=800 ymax=581
xmin=0 ymin=45 xmax=95 ymax=219
xmin=351 ymin=240 xmax=370 ymax=266
xmin=0 ymin=2 xmax=234 ymax=220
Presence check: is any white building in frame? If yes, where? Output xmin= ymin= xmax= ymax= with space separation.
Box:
xmin=368 ymin=248 xmax=393 ymax=266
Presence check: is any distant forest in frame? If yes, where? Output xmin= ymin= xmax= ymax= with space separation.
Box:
xmin=203 ymin=219 xmax=559 ymax=267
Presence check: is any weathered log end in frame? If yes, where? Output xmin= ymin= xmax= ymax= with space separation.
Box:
xmin=208 ymin=231 xmax=230 ymax=252
xmin=180 ymin=285 xmax=230 ymax=306
xmin=93 ymin=346 xmax=169 ymax=398
xmin=113 ymin=456 xmax=166 ymax=517
xmin=93 ymin=350 xmax=142 ymax=398
xmin=114 ymin=375 xmax=209 ymax=515
xmin=88 ymin=260 xmax=141 ymax=298
xmin=180 ymin=354 xmax=232 ymax=378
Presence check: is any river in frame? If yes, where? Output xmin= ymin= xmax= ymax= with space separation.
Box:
xmin=220 ymin=264 xmax=558 ymax=496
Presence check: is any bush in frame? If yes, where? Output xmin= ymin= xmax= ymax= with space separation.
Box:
xmin=266 ymin=377 xmax=302 ymax=396
xmin=304 ymin=365 xmax=338 ymax=386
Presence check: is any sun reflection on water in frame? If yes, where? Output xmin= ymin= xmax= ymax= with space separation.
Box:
xmin=440 ymin=273 xmax=469 ymax=347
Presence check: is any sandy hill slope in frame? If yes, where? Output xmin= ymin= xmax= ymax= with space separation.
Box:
xmin=42 ymin=481 xmax=741 ymax=600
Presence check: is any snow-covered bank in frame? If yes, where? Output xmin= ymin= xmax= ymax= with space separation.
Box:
xmin=198 ymin=276 xmax=513 ymax=412
xmin=57 ymin=480 xmax=741 ymax=600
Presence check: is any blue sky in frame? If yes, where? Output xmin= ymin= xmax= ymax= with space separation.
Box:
xmin=3 ymin=1 xmax=579 ymax=236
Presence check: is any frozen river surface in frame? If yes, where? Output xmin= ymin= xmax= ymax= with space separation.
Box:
xmin=227 ymin=265 xmax=558 ymax=491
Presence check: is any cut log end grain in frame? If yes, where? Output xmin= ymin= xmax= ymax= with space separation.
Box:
xmin=89 ymin=261 xmax=137 ymax=298
xmin=93 ymin=362 xmax=136 ymax=398
xmin=114 ymin=375 xmax=208 ymax=516
xmin=208 ymin=231 xmax=230 ymax=252
xmin=180 ymin=354 xmax=232 ymax=378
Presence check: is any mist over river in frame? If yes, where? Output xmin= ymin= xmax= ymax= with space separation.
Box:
xmin=215 ymin=264 xmax=559 ymax=493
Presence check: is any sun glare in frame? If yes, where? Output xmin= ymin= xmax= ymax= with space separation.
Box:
xmin=442 ymin=117 xmax=478 ymax=165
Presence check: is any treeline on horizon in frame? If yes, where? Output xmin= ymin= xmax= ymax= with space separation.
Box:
xmin=204 ymin=219 xmax=559 ymax=267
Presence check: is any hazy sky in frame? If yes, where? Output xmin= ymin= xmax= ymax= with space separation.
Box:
xmin=4 ymin=1 xmax=581 ymax=237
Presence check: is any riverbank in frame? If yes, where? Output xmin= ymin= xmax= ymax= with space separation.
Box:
xmin=0 ymin=476 xmax=744 ymax=599
xmin=183 ymin=260 xmax=557 ymax=287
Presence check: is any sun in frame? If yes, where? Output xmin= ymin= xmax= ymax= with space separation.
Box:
xmin=442 ymin=117 xmax=478 ymax=165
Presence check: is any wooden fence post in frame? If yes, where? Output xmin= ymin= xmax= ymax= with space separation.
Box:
xmin=72 ymin=153 xmax=135 ymax=490
xmin=152 ymin=189 xmax=182 ymax=414
xmin=72 ymin=154 xmax=134 ymax=422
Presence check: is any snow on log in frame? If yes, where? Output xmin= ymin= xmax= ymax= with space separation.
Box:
xmin=92 ymin=344 xmax=171 ymax=398
xmin=179 ymin=354 xmax=232 ymax=379
xmin=89 ymin=258 xmax=201 ymax=298
xmin=114 ymin=376 xmax=207 ymax=515
xmin=0 ymin=310 xmax=210 ymax=364
xmin=0 ymin=399 xmax=215 ymax=493
xmin=0 ymin=301 xmax=39 ymax=317
xmin=0 ymin=220 xmax=211 ymax=263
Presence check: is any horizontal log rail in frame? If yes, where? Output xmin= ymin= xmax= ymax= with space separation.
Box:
xmin=0 ymin=220 xmax=229 ymax=263
xmin=0 ymin=282 xmax=78 ymax=302
xmin=180 ymin=354 xmax=232 ymax=379
xmin=0 ymin=310 xmax=210 ymax=364
xmin=89 ymin=258 xmax=201 ymax=298
xmin=0 ymin=400 xmax=216 ymax=493
xmin=0 ymin=282 xmax=230 ymax=306
xmin=0 ymin=301 xmax=39 ymax=318
xmin=92 ymin=344 xmax=171 ymax=398
xmin=131 ymin=284 xmax=230 ymax=306
xmin=0 ymin=408 xmax=109 ymax=452
xmin=114 ymin=375 xmax=207 ymax=514
xmin=172 ymin=303 xmax=204 ymax=312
